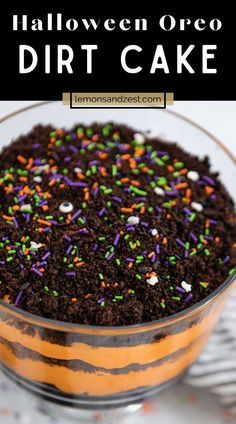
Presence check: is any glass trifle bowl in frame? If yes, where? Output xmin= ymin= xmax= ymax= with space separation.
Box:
xmin=0 ymin=103 xmax=235 ymax=422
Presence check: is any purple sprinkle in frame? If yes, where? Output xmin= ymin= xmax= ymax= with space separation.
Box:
xmin=107 ymin=252 xmax=115 ymax=261
xmin=151 ymin=253 xmax=156 ymax=263
xmin=211 ymin=194 xmax=217 ymax=201
xmin=66 ymin=272 xmax=76 ymax=277
xmin=93 ymin=243 xmax=98 ymax=252
xmin=114 ymin=234 xmax=120 ymax=246
xmin=157 ymin=150 xmax=168 ymax=157
xmin=35 ymin=261 xmax=47 ymax=267
xmin=155 ymin=205 xmax=162 ymax=213
xmin=39 ymin=200 xmax=48 ymax=207
xmin=42 ymin=252 xmax=51 ymax=261
xmin=71 ymin=209 xmax=82 ymax=221
xmin=66 ymin=245 xmax=73 ymax=255
xmin=155 ymin=244 xmax=160 ymax=254
xmin=184 ymin=293 xmax=193 ymax=303
xmin=93 ymin=187 xmax=99 ymax=197
xmin=112 ymin=195 xmax=122 ymax=203
xmin=126 ymin=258 xmax=135 ymax=262
xmin=189 ymin=232 xmax=198 ymax=243
xmin=97 ymin=298 xmax=105 ymax=304
xmin=184 ymin=207 xmax=192 ymax=216
xmin=64 ymin=236 xmax=72 ymax=242
xmin=176 ymin=286 xmax=185 ymax=294
xmin=0 ymin=261 xmax=5 ymax=265
xmin=208 ymin=219 xmax=218 ymax=225
xmin=18 ymin=194 xmax=27 ymax=203
xmin=69 ymin=145 xmax=78 ymax=153
xmin=184 ymin=250 xmax=189 ymax=258
xmin=127 ymin=226 xmax=135 ymax=232
xmin=32 ymin=268 xmax=43 ymax=277
xmin=223 ymin=255 xmax=230 ymax=264
xmin=204 ymin=236 xmax=214 ymax=241
xmin=98 ymin=207 xmax=106 ymax=217
xmin=176 ymin=238 xmax=186 ymax=248
xmin=42 ymin=227 xmax=51 ymax=233
xmin=141 ymin=221 xmax=148 ymax=227
xmin=13 ymin=218 xmax=19 ymax=228
xmin=32 ymin=143 xmax=40 ymax=148
xmin=19 ymin=264 xmax=24 ymax=270
xmin=89 ymin=160 xmax=98 ymax=166
xmin=165 ymin=190 xmax=177 ymax=197
xmin=203 ymin=175 xmax=215 ymax=186
xmin=2 ymin=236 xmax=9 ymax=241
xmin=14 ymin=291 xmax=23 ymax=306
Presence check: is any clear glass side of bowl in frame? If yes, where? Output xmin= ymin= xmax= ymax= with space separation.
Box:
xmin=0 ymin=103 xmax=235 ymax=421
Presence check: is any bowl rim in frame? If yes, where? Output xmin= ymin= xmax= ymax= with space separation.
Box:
xmin=0 ymin=100 xmax=235 ymax=333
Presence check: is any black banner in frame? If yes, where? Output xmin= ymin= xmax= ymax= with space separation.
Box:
xmin=0 ymin=4 xmax=234 ymax=100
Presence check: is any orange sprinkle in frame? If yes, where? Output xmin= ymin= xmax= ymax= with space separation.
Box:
xmin=39 ymin=268 xmax=45 ymax=273
xmin=128 ymin=262 xmax=133 ymax=268
xmin=175 ymin=182 xmax=188 ymax=190
xmin=71 ymin=298 xmax=78 ymax=303
xmin=205 ymin=186 xmax=214 ymax=195
xmin=100 ymin=166 xmax=107 ymax=176
xmin=48 ymin=179 xmax=56 ymax=187
xmin=130 ymin=180 xmax=140 ymax=187
xmin=166 ymin=213 xmax=171 ymax=219
xmin=76 ymin=262 xmax=85 ymax=268
xmin=57 ymin=128 xmax=64 ymax=136
xmin=84 ymin=191 xmax=90 ymax=201
xmin=101 ymin=282 xmax=106 ymax=288
xmin=98 ymin=152 xmax=108 ymax=160
xmin=167 ymin=165 xmax=175 ymax=172
xmin=134 ymin=148 xmax=145 ymax=156
xmin=186 ymin=188 xmax=192 ymax=198
xmin=215 ymin=236 xmax=220 ymax=243
xmin=85 ymin=294 xmax=92 ymax=299
xmin=59 ymin=184 xmax=65 ymax=189
xmin=42 ymin=205 xmax=49 ymax=211
xmin=163 ymin=237 xmax=168 ymax=244
xmin=205 ymin=220 xmax=210 ymax=228
xmin=3 ymin=295 xmax=11 ymax=303
xmin=74 ymin=257 xmax=79 ymax=263
xmin=92 ymin=182 xmax=98 ymax=189
xmin=121 ymin=177 xmax=130 ymax=183
xmin=19 ymin=176 xmax=28 ymax=183
xmin=120 ymin=207 xmax=133 ymax=213
xmin=180 ymin=168 xmax=188 ymax=175
xmin=129 ymin=159 xmax=137 ymax=169
xmin=140 ymin=206 xmax=145 ymax=214
xmin=148 ymin=252 xmax=155 ymax=258
xmin=37 ymin=219 xmax=52 ymax=227
xmin=232 ymin=242 xmax=236 ymax=249
xmin=121 ymin=154 xmax=131 ymax=160
xmin=35 ymin=185 xmax=42 ymax=192
xmin=120 ymin=230 xmax=124 ymax=235
xmin=12 ymin=205 xmax=20 ymax=211
xmin=2 ymin=215 xmax=14 ymax=221
xmin=77 ymin=173 xmax=86 ymax=180
xmin=17 ymin=155 xmax=27 ymax=165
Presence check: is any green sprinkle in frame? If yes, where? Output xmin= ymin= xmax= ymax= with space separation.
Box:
xmin=172 ymin=296 xmax=181 ymax=301
xmin=114 ymin=296 xmax=123 ymax=300
xmin=130 ymin=186 xmax=147 ymax=196
xmin=189 ymin=213 xmax=196 ymax=222
xmin=157 ymin=177 xmax=167 ymax=186
xmin=44 ymin=286 xmax=49 ymax=292
xmin=228 ymin=268 xmax=235 ymax=276
xmin=135 ymin=274 xmax=142 ymax=280
xmin=98 ymin=237 xmax=105 ymax=241
xmin=199 ymin=282 xmax=208 ymax=289
xmin=99 ymin=273 xmax=104 ymax=280
xmin=52 ymin=290 xmax=59 ymax=297
xmin=174 ymin=161 xmax=184 ymax=169
xmin=6 ymin=257 xmax=13 ymax=262
xmin=160 ymin=302 xmax=166 ymax=309
xmin=204 ymin=249 xmax=210 ymax=256
xmin=116 ymin=259 xmax=121 ymax=266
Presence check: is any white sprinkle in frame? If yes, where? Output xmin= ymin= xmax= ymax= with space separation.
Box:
xmin=74 ymin=167 xmax=83 ymax=173
xmin=59 ymin=202 xmax=74 ymax=213
xmin=146 ymin=275 xmax=159 ymax=286
xmin=191 ymin=201 xmax=203 ymax=212
xmin=187 ymin=170 xmax=200 ymax=182
xmin=181 ymin=280 xmax=192 ymax=292
xmin=38 ymin=164 xmax=49 ymax=172
xmin=134 ymin=132 xmax=145 ymax=145
xmin=33 ymin=176 xmax=42 ymax=183
xmin=30 ymin=241 xmax=43 ymax=249
xmin=151 ymin=229 xmax=158 ymax=236
xmin=20 ymin=204 xmax=32 ymax=213
xmin=154 ymin=187 xmax=165 ymax=196
xmin=127 ymin=216 xmax=140 ymax=225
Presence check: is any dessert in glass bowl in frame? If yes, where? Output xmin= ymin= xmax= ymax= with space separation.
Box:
xmin=0 ymin=103 xmax=235 ymax=420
